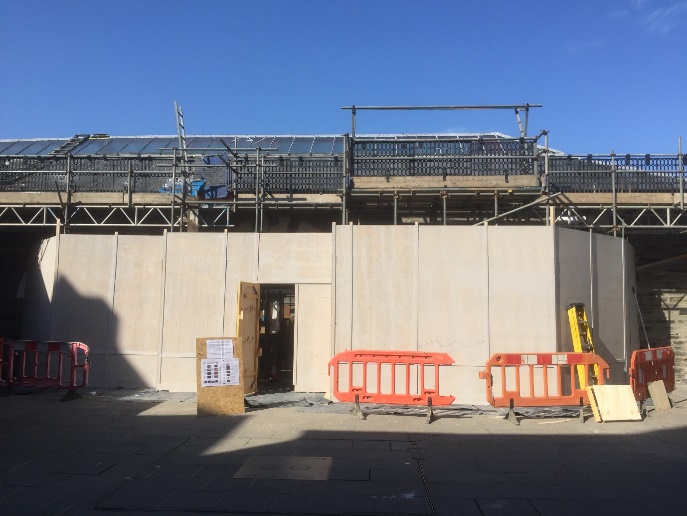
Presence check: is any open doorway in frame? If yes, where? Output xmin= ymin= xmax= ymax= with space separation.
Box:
xmin=258 ymin=285 xmax=295 ymax=391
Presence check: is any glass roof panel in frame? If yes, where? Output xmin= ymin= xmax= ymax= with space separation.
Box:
xmin=118 ymin=138 xmax=155 ymax=154
xmin=0 ymin=140 xmax=36 ymax=155
xmin=287 ymin=137 xmax=314 ymax=154
xmin=140 ymin=137 xmax=176 ymax=154
xmin=0 ymin=140 xmax=19 ymax=154
xmin=74 ymin=139 xmax=111 ymax=155
xmin=311 ymin=136 xmax=337 ymax=155
xmin=185 ymin=137 xmax=219 ymax=152
xmin=95 ymin=138 xmax=136 ymax=154
xmin=270 ymin=137 xmax=295 ymax=154
xmin=17 ymin=140 xmax=61 ymax=155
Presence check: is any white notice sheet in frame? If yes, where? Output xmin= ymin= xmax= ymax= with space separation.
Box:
xmin=206 ymin=339 xmax=234 ymax=360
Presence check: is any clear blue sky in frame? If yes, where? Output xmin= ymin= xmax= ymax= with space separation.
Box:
xmin=1 ymin=0 xmax=685 ymax=154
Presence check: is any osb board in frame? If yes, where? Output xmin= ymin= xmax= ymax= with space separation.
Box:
xmin=196 ymin=337 xmax=245 ymax=416
xmin=648 ymin=380 xmax=672 ymax=412
xmin=587 ymin=385 xmax=641 ymax=422
xmin=237 ymin=283 xmax=260 ymax=394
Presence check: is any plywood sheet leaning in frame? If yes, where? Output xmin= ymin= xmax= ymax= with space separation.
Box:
xmin=648 ymin=380 xmax=672 ymax=412
xmin=586 ymin=385 xmax=642 ymax=422
xmin=196 ymin=337 xmax=245 ymax=416
xmin=237 ymin=282 xmax=260 ymax=394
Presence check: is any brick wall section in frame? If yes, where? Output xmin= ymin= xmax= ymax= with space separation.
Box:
xmin=629 ymin=234 xmax=687 ymax=384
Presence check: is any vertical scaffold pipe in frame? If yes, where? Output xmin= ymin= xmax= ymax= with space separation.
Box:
xmin=64 ymin=154 xmax=72 ymax=233
xmin=255 ymin=148 xmax=260 ymax=233
xmin=544 ymin=132 xmax=549 ymax=192
xmin=171 ymin=148 xmax=177 ymax=233
xmin=679 ymin=136 xmax=684 ymax=211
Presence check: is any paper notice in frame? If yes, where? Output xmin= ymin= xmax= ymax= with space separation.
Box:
xmin=206 ymin=339 xmax=234 ymax=360
xmin=201 ymin=359 xmax=222 ymax=387
xmin=222 ymin=358 xmax=240 ymax=386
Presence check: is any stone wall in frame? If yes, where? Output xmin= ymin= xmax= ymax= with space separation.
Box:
xmin=630 ymin=234 xmax=687 ymax=384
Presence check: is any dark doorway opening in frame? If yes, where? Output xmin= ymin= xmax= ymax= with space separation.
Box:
xmin=258 ymin=285 xmax=295 ymax=391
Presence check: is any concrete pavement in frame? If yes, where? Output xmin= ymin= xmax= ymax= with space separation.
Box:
xmin=1 ymin=386 xmax=686 ymax=515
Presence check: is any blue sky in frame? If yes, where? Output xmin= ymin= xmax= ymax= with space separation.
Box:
xmin=1 ymin=0 xmax=685 ymax=154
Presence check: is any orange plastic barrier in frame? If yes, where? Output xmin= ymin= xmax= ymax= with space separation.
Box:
xmin=629 ymin=346 xmax=675 ymax=401
xmin=479 ymin=352 xmax=610 ymax=408
xmin=328 ymin=350 xmax=455 ymax=405
xmin=0 ymin=339 xmax=89 ymax=389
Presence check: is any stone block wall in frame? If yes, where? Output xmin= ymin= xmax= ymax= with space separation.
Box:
xmin=630 ymin=234 xmax=687 ymax=384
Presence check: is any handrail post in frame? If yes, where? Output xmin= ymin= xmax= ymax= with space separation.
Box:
xmin=171 ymin=149 xmax=177 ymax=232
xmin=544 ymin=131 xmax=550 ymax=192
xmin=342 ymin=134 xmax=349 ymax=225
xmin=127 ymin=162 xmax=133 ymax=208
xmin=679 ymin=136 xmax=684 ymax=211
xmin=393 ymin=192 xmax=398 ymax=225
xmin=64 ymin=154 xmax=72 ymax=233
xmin=611 ymin=150 xmax=617 ymax=236
xmin=255 ymin=148 xmax=260 ymax=233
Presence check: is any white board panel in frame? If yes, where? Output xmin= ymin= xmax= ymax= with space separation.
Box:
xmin=593 ymin=234 xmax=627 ymax=362
xmin=22 ymin=237 xmax=57 ymax=340
xmin=112 ymin=236 xmax=163 ymax=354
xmin=224 ymin=233 xmax=258 ymax=336
xmin=51 ymin=235 xmax=116 ymax=358
xmin=351 ymin=226 xmax=416 ymax=349
xmin=258 ymin=233 xmax=332 ymax=284
xmin=418 ymin=226 xmax=489 ymax=366
xmin=334 ymin=225 xmax=353 ymax=353
xmin=162 ymin=233 xmax=226 ymax=355
xmin=488 ymin=227 xmax=557 ymax=354
xmin=295 ymin=284 xmax=331 ymax=392
xmin=159 ymin=356 xmax=196 ymax=391
xmin=556 ymin=228 xmax=592 ymax=352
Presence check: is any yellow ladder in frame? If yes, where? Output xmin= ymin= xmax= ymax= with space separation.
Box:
xmin=566 ymin=303 xmax=599 ymax=387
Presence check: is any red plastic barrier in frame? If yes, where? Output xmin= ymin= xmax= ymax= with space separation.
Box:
xmin=479 ymin=352 xmax=610 ymax=408
xmin=0 ymin=340 xmax=89 ymax=389
xmin=629 ymin=346 xmax=675 ymax=401
xmin=328 ymin=350 xmax=455 ymax=405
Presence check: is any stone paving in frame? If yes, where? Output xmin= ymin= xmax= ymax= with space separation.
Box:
xmin=1 ymin=385 xmax=686 ymax=515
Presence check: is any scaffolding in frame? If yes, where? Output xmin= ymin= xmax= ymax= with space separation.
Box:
xmin=0 ymin=106 xmax=684 ymax=233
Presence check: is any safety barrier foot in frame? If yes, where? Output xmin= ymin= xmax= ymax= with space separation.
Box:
xmin=351 ymin=394 xmax=366 ymax=420
xmin=506 ymin=400 xmax=520 ymax=426
xmin=60 ymin=389 xmax=82 ymax=402
xmin=426 ymin=397 xmax=434 ymax=424
xmin=639 ymin=400 xmax=648 ymax=419
xmin=579 ymin=398 xmax=585 ymax=423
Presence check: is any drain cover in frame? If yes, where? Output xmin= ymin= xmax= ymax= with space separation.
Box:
xmin=233 ymin=456 xmax=332 ymax=480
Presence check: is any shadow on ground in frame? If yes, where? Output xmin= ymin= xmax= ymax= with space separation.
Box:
xmin=1 ymin=388 xmax=686 ymax=515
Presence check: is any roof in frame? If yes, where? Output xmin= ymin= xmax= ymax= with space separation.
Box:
xmin=0 ymin=132 xmax=524 ymax=157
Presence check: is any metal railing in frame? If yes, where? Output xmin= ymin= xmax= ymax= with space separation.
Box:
xmin=351 ymin=137 xmax=537 ymax=177
xmin=0 ymin=170 xmax=171 ymax=193
xmin=1 ymin=147 xmax=684 ymax=196
xmin=548 ymin=171 xmax=681 ymax=194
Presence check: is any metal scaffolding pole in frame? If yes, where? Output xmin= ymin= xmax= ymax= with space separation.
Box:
xmin=343 ymin=134 xmax=348 ymax=225
xmin=171 ymin=148 xmax=177 ymax=232
xmin=341 ymin=104 xmax=542 ymax=140
xmin=64 ymin=154 xmax=72 ymax=233
xmin=255 ymin=148 xmax=260 ymax=233
xmin=680 ymin=136 xmax=684 ymax=211
xmin=475 ymin=192 xmax=562 ymax=226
